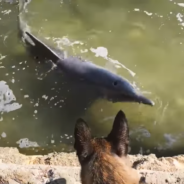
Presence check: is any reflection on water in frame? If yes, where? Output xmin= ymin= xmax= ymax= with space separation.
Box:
xmin=0 ymin=0 xmax=184 ymax=156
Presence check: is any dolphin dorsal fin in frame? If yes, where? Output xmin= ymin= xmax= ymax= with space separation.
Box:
xmin=25 ymin=31 xmax=61 ymax=63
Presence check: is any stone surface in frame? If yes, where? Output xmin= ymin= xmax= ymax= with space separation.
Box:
xmin=0 ymin=148 xmax=183 ymax=184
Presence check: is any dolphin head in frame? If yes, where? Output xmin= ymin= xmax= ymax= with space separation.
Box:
xmin=96 ymin=69 xmax=154 ymax=106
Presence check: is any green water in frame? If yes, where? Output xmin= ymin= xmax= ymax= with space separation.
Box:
xmin=0 ymin=0 xmax=184 ymax=156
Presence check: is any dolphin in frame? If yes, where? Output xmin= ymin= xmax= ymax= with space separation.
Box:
xmin=23 ymin=31 xmax=154 ymax=106
xmin=17 ymin=1 xmax=154 ymax=106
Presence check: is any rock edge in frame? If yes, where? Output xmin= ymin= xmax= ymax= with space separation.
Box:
xmin=0 ymin=147 xmax=184 ymax=184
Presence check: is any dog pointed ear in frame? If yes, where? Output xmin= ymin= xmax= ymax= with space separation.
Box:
xmin=107 ymin=110 xmax=129 ymax=157
xmin=74 ymin=118 xmax=93 ymax=163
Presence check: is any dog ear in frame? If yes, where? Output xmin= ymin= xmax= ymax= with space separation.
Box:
xmin=107 ymin=110 xmax=129 ymax=157
xmin=74 ymin=118 xmax=93 ymax=163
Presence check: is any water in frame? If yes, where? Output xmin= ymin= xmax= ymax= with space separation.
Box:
xmin=0 ymin=0 xmax=184 ymax=156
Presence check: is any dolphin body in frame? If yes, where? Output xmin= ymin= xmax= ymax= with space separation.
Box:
xmin=17 ymin=1 xmax=154 ymax=106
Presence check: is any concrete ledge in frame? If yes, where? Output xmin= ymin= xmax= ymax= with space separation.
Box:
xmin=0 ymin=164 xmax=184 ymax=184
xmin=0 ymin=148 xmax=184 ymax=184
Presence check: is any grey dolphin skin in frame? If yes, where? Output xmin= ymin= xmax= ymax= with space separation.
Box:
xmin=23 ymin=31 xmax=154 ymax=106
xmin=17 ymin=0 xmax=154 ymax=106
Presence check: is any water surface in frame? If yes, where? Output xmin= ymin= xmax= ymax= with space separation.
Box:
xmin=0 ymin=0 xmax=184 ymax=156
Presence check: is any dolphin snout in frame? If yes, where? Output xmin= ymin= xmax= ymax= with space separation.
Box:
xmin=119 ymin=80 xmax=154 ymax=106
xmin=136 ymin=94 xmax=155 ymax=106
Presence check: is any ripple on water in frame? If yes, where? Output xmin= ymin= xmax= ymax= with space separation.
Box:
xmin=16 ymin=138 xmax=39 ymax=148
xmin=0 ymin=81 xmax=22 ymax=113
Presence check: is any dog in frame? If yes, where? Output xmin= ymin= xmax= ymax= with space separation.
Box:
xmin=74 ymin=110 xmax=140 ymax=184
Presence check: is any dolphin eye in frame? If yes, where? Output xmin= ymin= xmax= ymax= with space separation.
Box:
xmin=113 ymin=81 xmax=118 ymax=86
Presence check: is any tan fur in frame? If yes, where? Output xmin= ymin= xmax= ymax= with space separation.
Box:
xmin=74 ymin=110 xmax=141 ymax=184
